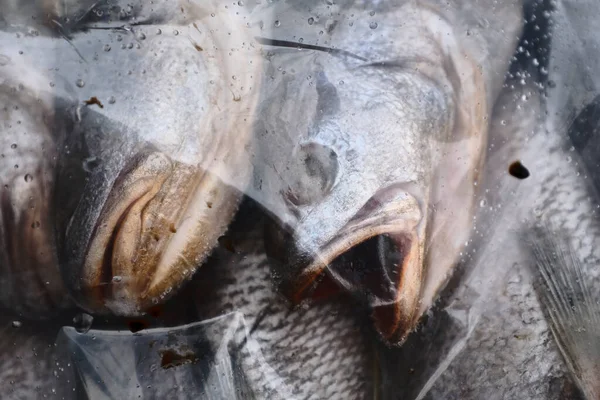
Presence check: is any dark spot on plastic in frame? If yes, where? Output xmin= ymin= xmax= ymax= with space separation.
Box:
xmin=206 ymin=201 xmax=213 ymax=208
xmin=169 ymin=223 xmax=177 ymax=233
xmin=509 ymin=161 xmax=530 ymax=179
xmin=84 ymin=97 xmax=104 ymax=108
xmin=160 ymin=349 xmax=199 ymax=369
xmin=192 ymin=42 xmax=203 ymax=52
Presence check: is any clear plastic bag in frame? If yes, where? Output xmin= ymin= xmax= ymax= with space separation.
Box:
xmin=2 ymin=1 xmax=600 ymax=399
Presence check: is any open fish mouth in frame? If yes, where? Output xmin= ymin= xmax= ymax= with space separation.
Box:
xmin=266 ymin=185 xmax=425 ymax=345
xmin=66 ymin=151 xmax=241 ymax=316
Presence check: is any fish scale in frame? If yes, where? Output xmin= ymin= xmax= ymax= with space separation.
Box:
xmin=190 ymin=231 xmax=375 ymax=399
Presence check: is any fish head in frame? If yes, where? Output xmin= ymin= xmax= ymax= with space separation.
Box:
xmin=0 ymin=1 xmax=261 ymax=317
xmin=257 ymin=4 xmax=491 ymax=345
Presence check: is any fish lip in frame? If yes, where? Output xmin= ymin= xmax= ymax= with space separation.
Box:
xmin=70 ymin=151 xmax=175 ymax=315
xmin=266 ymin=185 xmax=424 ymax=344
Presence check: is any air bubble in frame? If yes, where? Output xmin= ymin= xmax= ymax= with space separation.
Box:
xmin=75 ymin=79 xmax=85 ymax=88
xmin=274 ymin=20 xmax=281 ymax=27
xmin=24 ymin=174 xmax=33 ymax=182
xmin=10 ymin=143 xmax=17 ymax=149
xmin=369 ymin=22 xmax=378 ymax=29
xmin=103 ymin=44 xmax=111 ymax=52
xmin=308 ymin=17 xmax=314 ymax=25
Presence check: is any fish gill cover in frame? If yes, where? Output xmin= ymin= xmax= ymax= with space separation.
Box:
xmin=0 ymin=0 xmax=600 ymax=399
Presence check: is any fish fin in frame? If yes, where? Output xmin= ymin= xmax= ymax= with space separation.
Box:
xmin=524 ymin=220 xmax=600 ymax=399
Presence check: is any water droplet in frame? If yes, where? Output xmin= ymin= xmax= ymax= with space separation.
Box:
xmin=532 ymin=58 xmax=539 ymax=66
xmin=116 ymin=34 xmax=123 ymax=42
xmin=369 ymin=22 xmax=378 ymax=29
xmin=31 ymin=221 xmax=40 ymax=228
xmin=308 ymin=17 xmax=314 ymax=25
xmin=103 ymin=44 xmax=111 ymax=52
xmin=501 ymin=119 xmax=507 ymax=126
xmin=11 ymin=320 xmax=21 ymax=328
xmin=49 ymin=82 xmax=55 ymax=87
xmin=479 ymin=199 xmax=487 ymax=207
xmin=339 ymin=80 xmax=344 ymax=85
xmin=24 ymin=174 xmax=33 ymax=182
xmin=108 ymin=96 xmax=116 ymax=104
xmin=137 ymin=32 xmax=146 ymax=40
xmin=274 ymin=20 xmax=281 ymax=27
xmin=156 ymin=28 xmax=162 ymax=35
xmin=369 ymin=11 xmax=375 ymax=16
xmin=112 ymin=276 xmax=122 ymax=283
xmin=238 ymin=0 xmax=244 ymax=5
xmin=173 ymin=30 xmax=179 ymax=36
xmin=73 ymin=313 xmax=94 ymax=334
xmin=75 ymin=79 xmax=85 ymax=88
xmin=10 ymin=143 xmax=17 ymax=149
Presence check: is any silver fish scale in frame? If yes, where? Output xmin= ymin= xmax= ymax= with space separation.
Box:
xmin=192 ymin=238 xmax=374 ymax=400
xmin=418 ymin=265 xmax=571 ymax=400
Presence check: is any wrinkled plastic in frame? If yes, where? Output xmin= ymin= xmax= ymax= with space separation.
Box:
xmin=2 ymin=0 xmax=600 ymax=399
xmin=53 ymin=312 xmax=290 ymax=399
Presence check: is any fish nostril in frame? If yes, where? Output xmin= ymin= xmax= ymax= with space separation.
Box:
xmin=284 ymin=142 xmax=339 ymax=207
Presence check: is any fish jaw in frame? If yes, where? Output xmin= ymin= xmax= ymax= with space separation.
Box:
xmin=266 ymin=186 xmax=428 ymax=344
xmin=64 ymin=151 xmax=243 ymax=316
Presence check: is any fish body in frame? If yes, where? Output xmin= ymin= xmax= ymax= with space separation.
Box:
xmin=0 ymin=0 xmax=262 ymax=316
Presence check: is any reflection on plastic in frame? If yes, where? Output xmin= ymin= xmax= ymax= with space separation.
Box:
xmin=54 ymin=312 xmax=292 ymax=400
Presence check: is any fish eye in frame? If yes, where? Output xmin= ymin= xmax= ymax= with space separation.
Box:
xmin=284 ymin=142 xmax=339 ymax=206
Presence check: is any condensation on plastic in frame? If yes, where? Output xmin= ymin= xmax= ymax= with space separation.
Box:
xmin=2 ymin=0 xmax=600 ymax=399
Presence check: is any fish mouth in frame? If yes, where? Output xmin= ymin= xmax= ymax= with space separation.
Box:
xmin=266 ymin=186 xmax=424 ymax=345
xmin=69 ymin=151 xmax=240 ymax=316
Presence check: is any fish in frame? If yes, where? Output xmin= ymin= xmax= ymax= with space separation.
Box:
xmin=0 ymin=0 xmax=262 ymax=317
xmin=244 ymin=0 xmax=524 ymax=345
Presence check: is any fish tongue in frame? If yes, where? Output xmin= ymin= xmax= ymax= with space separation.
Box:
xmin=523 ymin=220 xmax=600 ymax=400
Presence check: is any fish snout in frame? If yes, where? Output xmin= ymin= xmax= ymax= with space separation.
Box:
xmin=67 ymin=151 xmax=240 ymax=316
xmin=265 ymin=186 xmax=425 ymax=345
